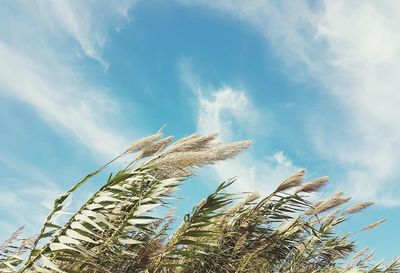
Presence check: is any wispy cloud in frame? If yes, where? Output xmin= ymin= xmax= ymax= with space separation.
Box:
xmin=2 ymin=1 xmax=137 ymax=69
xmin=0 ymin=1 xmax=139 ymax=159
xmin=0 ymin=1 xmax=138 ymax=236
xmin=310 ymin=1 xmax=400 ymax=205
xmin=45 ymin=0 xmax=138 ymax=69
xmin=0 ymin=42 xmax=130 ymax=159
xmin=180 ymin=0 xmax=400 ymax=205
xmin=180 ymin=62 xmax=300 ymax=193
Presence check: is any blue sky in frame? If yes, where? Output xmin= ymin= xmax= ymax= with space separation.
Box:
xmin=0 ymin=0 xmax=399 ymax=260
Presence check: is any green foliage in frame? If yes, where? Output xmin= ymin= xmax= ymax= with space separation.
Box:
xmin=2 ymin=132 xmax=398 ymax=273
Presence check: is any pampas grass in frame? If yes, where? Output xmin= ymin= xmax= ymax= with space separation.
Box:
xmin=2 ymin=132 xmax=397 ymax=273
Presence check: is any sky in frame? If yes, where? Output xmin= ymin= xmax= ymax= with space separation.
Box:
xmin=0 ymin=0 xmax=399 ymax=260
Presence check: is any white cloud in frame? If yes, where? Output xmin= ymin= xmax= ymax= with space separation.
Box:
xmin=47 ymin=1 xmax=110 ymax=69
xmin=180 ymin=0 xmax=400 ymax=206
xmin=45 ymin=0 xmax=138 ymax=69
xmin=0 ymin=42 xmax=130 ymax=159
xmin=2 ymin=0 xmax=137 ymax=69
xmin=199 ymin=87 xmax=300 ymax=193
xmin=180 ymin=64 xmax=301 ymax=193
xmin=0 ymin=1 xmax=140 ymax=159
xmin=0 ymin=1 xmax=138 ymax=236
xmin=198 ymin=87 xmax=255 ymax=141
xmin=309 ymin=1 xmax=400 ymax=205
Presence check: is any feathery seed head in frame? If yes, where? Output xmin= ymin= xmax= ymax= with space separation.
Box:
xmin=276 ymin=169 xmax=305 ymax=192
xmin=313 ymin=192 xmax=351 ymax=215
xmin=244 ymin=192 xmax=261 ymax=204
xmin=346 ymin=201 xmax=374 ymax=214
xmin=125 ymin=131 xmax=163 ymax=154
xmin=228 ymin=192 xmax=260 ymax=215
xmin=164 ymin=133 xmax=218 ymax=154
xmin=321 ymin=209 xmax=341 ymax=225
xmin=154 ymin=151 xmax=212 ymax=169
xmin=165 ymin=133 xmax=200 ymax=149
xmin=208 ymin=141 xmax=253 ymax=162
xmin=360 ymin=219 xmax=386 ymax=232
xmin=138 ymin=136 xmax=174 ymax=159
xmin=304 ymin=201 xmax=323 ymax=215
xmin=151 ymin=140 xmax=252 ymax=178
xmin=295 ymin=176 xmax=328 ymax=194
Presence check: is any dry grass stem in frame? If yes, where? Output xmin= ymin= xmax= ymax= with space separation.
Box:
xmin=228 ymin=192 xmax=260 ymax=214
xmin=321 ymin=209 xmax=340 ymax=225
